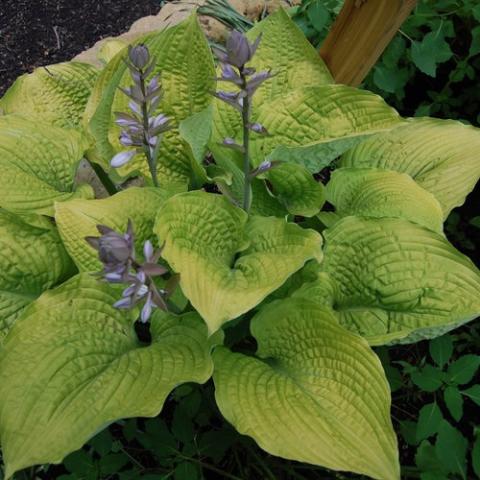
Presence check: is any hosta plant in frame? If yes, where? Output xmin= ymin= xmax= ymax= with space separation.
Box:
xmin=1 ymin=9 xmax=480 ymax=480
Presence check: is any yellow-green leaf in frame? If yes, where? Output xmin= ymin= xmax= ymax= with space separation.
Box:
xmin=154 ymin=191 xmax=323 ymax=333
xmin=267 ymin=163 xmax=325 ymax=217
xmin=213 ymin=298 xmax=399 ymax=480
xmin=341 ymin=117 xmax=480 ymax=217
xmin=55 ymin=187 xmax=172 ymax=271
xmin=0 ymin=274 xmax=213 ymax=478
xmin=0 ymin=211 xmax=75 ymax=342
xmin=0 ymin=115 xmax=93 ymax=215
xmin=316 ymin=216 xmax=480 ymax=345
xmin=0 ymin=62 xmax=99 ymax=128
xmin=85 ymin=13 xmax=214 ymax=185
xmin=325 ymin=167 xmax=444 ymax=232
xmin=250 ymin=85 xmax=403 ymax=169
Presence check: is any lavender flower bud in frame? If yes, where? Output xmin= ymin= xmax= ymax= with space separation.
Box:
xmin=222 ymin=137 xmax=244 ymax=152
xmin=226 ymin=31 xmax=255 ymax=68
xmin=97 ymin=231 xmax=132 ymax=264
xmin=246 ymin=70 xmax=274 ymax=96
xmin=249 ymin=123 xmax=269 ymax=135
xmin=129 ymin=44 xmax=150 ymax=70
xmin=111 ymin=150 xmax=136 ymax=168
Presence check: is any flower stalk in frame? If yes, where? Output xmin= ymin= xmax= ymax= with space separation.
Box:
xmin=110 ymin=45 xmax=171 ymax=187
xmin=214 ymin=31 xmax=275 ymax=212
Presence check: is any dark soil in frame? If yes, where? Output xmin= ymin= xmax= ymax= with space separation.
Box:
xmin=0 ymin=0 xmax=163 ymax=96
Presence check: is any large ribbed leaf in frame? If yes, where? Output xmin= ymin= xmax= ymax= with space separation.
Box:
xmin=0 ymin=274 xmax=213 ymax=478
xmin=0 ymin=211 xmax=75 ymax=342
xmin=317 ymin=216 xmax=480 ymax=345
xmin=213 ymin=299 xmax=399 ymax=480
xmin=154 ymin=191 xmax=323 ymax=333
xmin=325 ymin=168 xmax=444 ymax=232
xmin=85 ymin=13 xmax=214 ymax=185
xmin=340 ymin=117 xmax=480 ymax=217
xmin=249 ymin=85 xmax=403 ymax=170
xmin=55 ymin=187 xmax=172 ymax=272
xmin=0 ymin=115 xmax=93 ymax=215
xmin=0 ymin=62 xmax=98 ymax=128
xmin=245 ymin=8 xmax=333 ymax=104
xmin=211 ymin=8 xmax=332 ymax=149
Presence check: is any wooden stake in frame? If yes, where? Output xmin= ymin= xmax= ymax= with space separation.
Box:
xmin=320 ymin=0 xmax=417 ymax=86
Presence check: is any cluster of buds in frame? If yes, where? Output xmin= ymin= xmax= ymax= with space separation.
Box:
xmin=214 ymin=31 xmax=276 ymax=210
xmin=110 ymin=45 xmax=171 ymax=187
xmin=86 ymin=221 xmax=177 ymax=323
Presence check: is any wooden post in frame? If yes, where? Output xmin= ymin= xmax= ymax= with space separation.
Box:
xmin=319 ymin=0 xmax=417 ymax=86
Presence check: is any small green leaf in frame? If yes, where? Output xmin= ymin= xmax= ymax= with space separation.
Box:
xmin=89 ymin=429 xmax=113 ymax=456
xmin=460 ymin=384 xmax=480 ymax=406
xmin=435 ymin=420 xmax=467 ymax=478
xmin=429 ymin=335 xmax=454 ymax=368
xmin=411 ymin=27 xmax=453 ymax=76
xmin=179 ymin=105 xmax=213 ymax=164
xmin=469 ymin=25 xmax=480 ymax=57
xmin=174 ymin=462 xmax=199 ymax=480
xmin=416 ymin=402 xmax=443 ymax=443
xmin=266 ymin=163 xmax=325 ymax=217
xmin=63 ymin=450 xmax=95 ymax=477
xmin=99 ymin=453 xmax=130 ymax=475
xmin=447 ymin=355 xmax=480 ymax=385
xmin=472 ymin=435 xmax=480 ymax=478
xmin=373 ymin=65 xmax=409 ymax=93
xmin=415 ymin=440 xmax=450 ymax=479
xmin=306 ymin=2 xmax=330 ymax=32
xmin=443 ymin=386 xmax=463 ymax=421
xmin=411 ymin=365 xmax=446 ymax=392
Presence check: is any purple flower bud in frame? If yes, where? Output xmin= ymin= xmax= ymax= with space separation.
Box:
xmin=147 ymin=76 xmax=159 ymax=93
xmin=115 ymin=113 xmax=140 ymax=128
xmin=151 ymin=114 xmax=169 ymax=129
xmin=119 ymin=132 xmax=134 ymax=147
xmin=105 ymin=272 xmax=124 ymax=282
xmin=111 ymin=150 xmax=136 ymax=168
xmin=98 ymin=232 xmax=132 ymax=264
xmin=222 ymin=137 xmax=244 ymax=152
xmin=129 ymin=44 xmax=150 ymax=70
xmin=113 ymin=297 xmax=133 ymax=309
xmin=249 ymin=123 xmax=269 ymax=135
xmin=140 ymin=293 xmax=153 ymax=323
xmin=129 ymin=100 xmax=142 ymax=116
xmin=246 ymin=70 xmax=274 ymax=96
xmin=214 ymin=91 xmax=243 ymax=111
xmin=226 ymin=31 xmax=257 ymax=68
xmin=217 ymin=63 xmax=242 ymax=85
xmin=143 ymin=240 xmax=154 ymax=262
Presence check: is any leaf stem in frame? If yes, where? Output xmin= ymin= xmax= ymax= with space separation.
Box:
xmin=139 ymin=69 xmax=159 ymax=188
xmin=240 ymin=68 xmax=251 ymax=212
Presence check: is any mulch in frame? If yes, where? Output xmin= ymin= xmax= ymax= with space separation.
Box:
xmin=0 ymin=0 xmax=163 ymax=96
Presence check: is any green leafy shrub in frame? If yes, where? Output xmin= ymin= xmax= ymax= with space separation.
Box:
xmin=0 ymin=8 xmax=480 ymax=480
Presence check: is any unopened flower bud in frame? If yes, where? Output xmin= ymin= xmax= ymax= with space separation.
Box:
xmin=129 ymin=44 xmax=150 ymax=70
